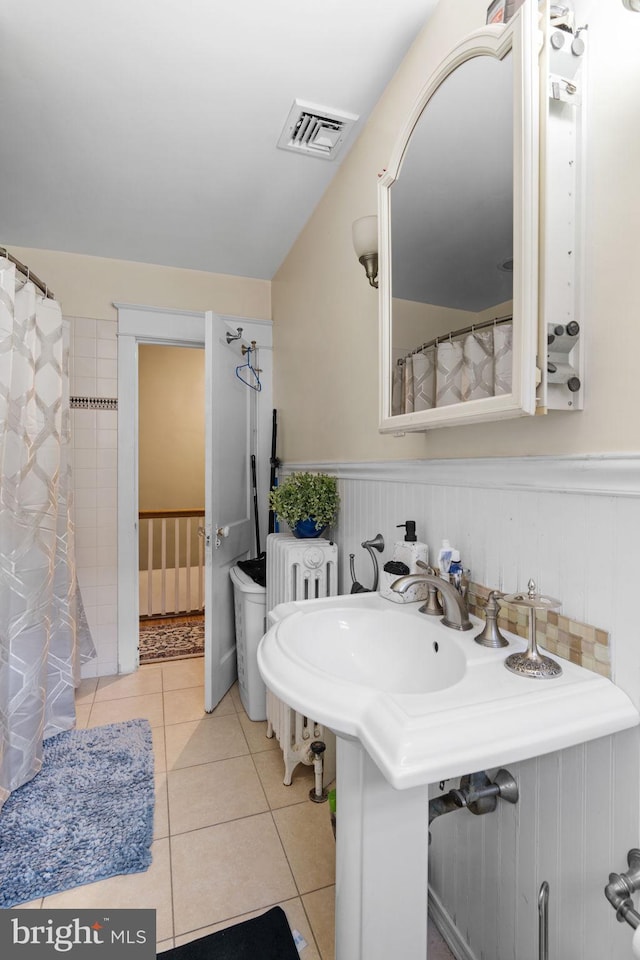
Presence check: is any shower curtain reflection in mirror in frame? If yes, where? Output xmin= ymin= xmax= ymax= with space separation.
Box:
xmin=392 ymin=321 xmax=513 ymax=414
xmin=0 ymin=256 xmax=95 ymax=811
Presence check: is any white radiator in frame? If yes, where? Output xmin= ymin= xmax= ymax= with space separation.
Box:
xmin=266 ymin=533 xmax=338 ymax=613
xmin=265 ymin=533 xmax=338 ymax=787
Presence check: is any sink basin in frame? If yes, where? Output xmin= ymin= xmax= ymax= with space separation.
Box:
xmin=258 ymin=591 xmax=638 ymax=790
xmin=258 ymin=590 xmax=639 ymax=960
xmin=279 ymin=605 xmax=466 ymax=694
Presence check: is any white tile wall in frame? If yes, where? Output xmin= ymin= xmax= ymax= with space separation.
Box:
xmin=69 ymin=315 xmax=118 ymax=677
xmin=289 ymin=457 xmax=640 ymax=960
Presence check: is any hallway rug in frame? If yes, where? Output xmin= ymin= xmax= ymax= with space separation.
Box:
xmin=159 ymin=906 xmax=300 ymax=960
xmin=139 ymin=617 xmax=204 ymax=663
xmin=0 ymin=718 xmax=154 ymax=907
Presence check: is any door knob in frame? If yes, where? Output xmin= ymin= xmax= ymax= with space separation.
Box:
xmin=197 ymin=525 xmax=211 ymax=547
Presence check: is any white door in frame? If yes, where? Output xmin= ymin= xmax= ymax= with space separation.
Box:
xmin=204 ymin=312 xmax=253 ymax=711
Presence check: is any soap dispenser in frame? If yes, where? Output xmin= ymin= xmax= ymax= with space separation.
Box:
xmin=380 ymin=521 xmax=429 ymax=603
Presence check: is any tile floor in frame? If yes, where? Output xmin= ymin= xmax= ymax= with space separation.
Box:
xmin=18 ymin=657 xmax=454 ymax=959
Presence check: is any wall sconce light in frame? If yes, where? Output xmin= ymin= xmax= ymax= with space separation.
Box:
xmin=623 ymin=0 xmax=640 ymax=10
xmin=352 ymin=216 xmax=378 ymax=288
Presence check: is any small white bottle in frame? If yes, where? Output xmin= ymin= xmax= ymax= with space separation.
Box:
xmin=380 ymin=521 xmax=429 ymax=603
xmin=437 ymin=539 xmax=453 ymax=580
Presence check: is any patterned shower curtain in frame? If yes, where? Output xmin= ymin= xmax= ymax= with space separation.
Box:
xmin=393 ymin=323 xmax=513 ymax=414
xmin=0 ymin=256 xmax=95 ymax=811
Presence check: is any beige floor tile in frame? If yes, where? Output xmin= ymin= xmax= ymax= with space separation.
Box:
xmin=173 ymin=898 xmax=320 ymax=959
xmin=152 ymin=726 xmax=167 ymax=774
xmin=75 ymin=677 xmax=98 ymax=705
xmin=279 ymin=898 xmax=322 ymax=960
xmin=14 ymin=898 xmax=44 ymax=908
xmin=228 ymin=682 xmax=243 ymax=712
xmin=74 ymin=704 xmax=91 ymax=728
xmin=157 ymin=939 xmax=175 ymax=953
xmin=95 ymin=668 xmax=162 ymax=701
xmin=273 ymin=801 xmax=336 ymax=895
xmin=88 ymin=692 xmax=164 ymax=729
xmin=253 ymin=748 xmax=316 ymax=808
xmin=167 ymin=755 xmax=268 ymax=834
xmin=155 ymin=773 xmax=169 ymax=839
xmin=164 ymin=714 xmax=248 ymax=770
xmin=213 ymin=689 xmax=237 ymax=715
xmin=160 ymin=658 xmax=205 ymax=692
xmin=171 ymin=813 xmax=297 ymax=936
xmin=163 ymin=686 xmax=236 ymax=725
xmin=163 ymin=686 xmax=206 ymax=725
xmin=303 ymin=886 xmax=335 ymax=960
xmin=43 ymin=838 xmax=174 ymax=943
xmin=237 ymin=711 xmax=279 ymax=754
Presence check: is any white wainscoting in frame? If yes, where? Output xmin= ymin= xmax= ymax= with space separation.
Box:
xmin=287 ymin=455 xmax=640 ymax=960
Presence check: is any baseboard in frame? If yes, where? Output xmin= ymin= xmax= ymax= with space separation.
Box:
xmin=428 ymin=888 xmax=478 ymax=960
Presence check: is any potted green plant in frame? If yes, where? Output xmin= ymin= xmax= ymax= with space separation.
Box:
xmin=269 ymin=472 xmax=339 ymax=538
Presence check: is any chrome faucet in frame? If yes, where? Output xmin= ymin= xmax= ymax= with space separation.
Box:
xmin=391 ymin=561 xmax=473 ymax=631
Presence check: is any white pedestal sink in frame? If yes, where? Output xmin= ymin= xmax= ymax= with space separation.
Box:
xmin=258 ymin=592 xmax=638 ymax=960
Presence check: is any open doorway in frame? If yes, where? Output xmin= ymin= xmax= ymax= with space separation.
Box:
xmin=117 ymin=306 xmax=273 ymax=685
xmin=137 ymin=343 xmax=205 ymax=664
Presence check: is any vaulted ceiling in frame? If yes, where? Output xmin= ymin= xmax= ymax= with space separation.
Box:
xmin=0 ymin=0 xmax=438 ymax=279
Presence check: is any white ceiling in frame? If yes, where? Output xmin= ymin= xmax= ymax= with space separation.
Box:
xmin=0 ymin=0 xmax=439 ymax=280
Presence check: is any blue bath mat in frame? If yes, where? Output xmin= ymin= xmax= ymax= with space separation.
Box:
xmin=0 ymin=719 xmax=155 ymax=907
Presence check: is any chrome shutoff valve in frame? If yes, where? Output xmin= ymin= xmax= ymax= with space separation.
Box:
xmin=449 ymin=769 xmax=519 ymax=816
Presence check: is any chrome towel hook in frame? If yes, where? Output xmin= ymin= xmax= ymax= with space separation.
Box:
xmin=226 ymin=326 xmax=243 ymax=344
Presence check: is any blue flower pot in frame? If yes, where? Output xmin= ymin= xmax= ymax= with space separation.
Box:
xmin=293 ymin=518 xmax=326 ymax=539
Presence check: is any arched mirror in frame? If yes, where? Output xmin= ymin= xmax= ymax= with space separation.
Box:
xmin=378 ymin=5 xmax=540 ymax=432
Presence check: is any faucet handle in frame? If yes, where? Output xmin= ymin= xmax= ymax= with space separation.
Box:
xmin=475 ymin=590 xmax=509 ymax=648
xmin=414 ymin=561 xmax=444 ymax=616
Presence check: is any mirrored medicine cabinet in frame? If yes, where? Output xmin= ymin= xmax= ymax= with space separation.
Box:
xmin=378 ymin=0 xmax=585 ymax=433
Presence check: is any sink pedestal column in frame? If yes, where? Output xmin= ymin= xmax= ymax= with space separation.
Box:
xmin=335 ymin=737 xmax=430 ymax=960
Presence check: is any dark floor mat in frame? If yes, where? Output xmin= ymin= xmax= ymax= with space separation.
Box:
xmin=157 ymin=907 xmax=299 ymax=960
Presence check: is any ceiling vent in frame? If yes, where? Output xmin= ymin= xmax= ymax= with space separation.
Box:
xmin=277 ymin=99 xmax=359 ymax=160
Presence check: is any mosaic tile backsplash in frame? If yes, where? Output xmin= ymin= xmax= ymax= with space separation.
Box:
xmin=465 ymin=581 xmax=611 ymax=678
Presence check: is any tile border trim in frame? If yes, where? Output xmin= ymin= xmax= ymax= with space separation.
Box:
xmin=71 ymin=396 xmax=118 ymax=410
